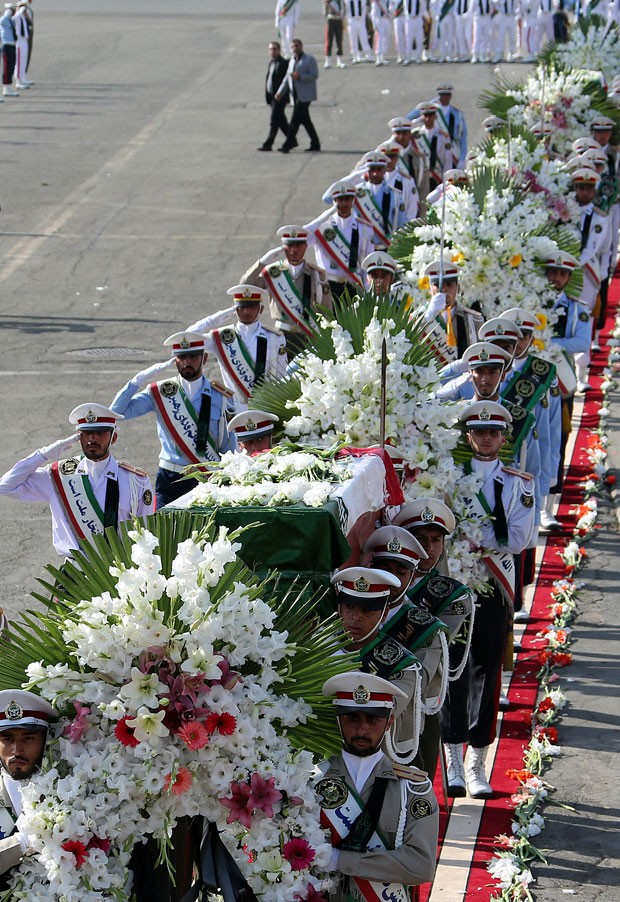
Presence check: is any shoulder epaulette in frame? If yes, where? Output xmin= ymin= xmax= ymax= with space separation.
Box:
xmin=118 ymin=461 xmax=149 ymax=478
xmin=210 ymin=381 xmax=235 ymax=398
xmin=502 ymin=465 xmax=534 ymax=481
xmin=461 ymin=305 xmax=483 ymax=319
xmin=260 ymin=323 xmax=284 ymax=336
xmin=593 ymin=206 xmax=608 ymax=217
xmin=392 ymin=762 xmax=429 ymax=782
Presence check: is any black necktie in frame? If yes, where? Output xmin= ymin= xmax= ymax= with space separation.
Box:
xmin=492 ymin=479 xmax=509 ymax=545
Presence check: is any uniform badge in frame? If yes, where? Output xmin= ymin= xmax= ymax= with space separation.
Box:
xmin=387 ymin=537 xmax=402 ymax=553
xmin=85 ymin=409 xmax=97 ymax=423
xmin=399 ymin=203 xmax=406 ymax=211
xmin=407 ymin=607 xmax=433 ymax=625
xmin=421 ymin=506 xmax=435 ymax=522
xmin=479 ymin=348 xmax=490 ymax=361
xmin=494 ymin=324 xmax=505 ymax=335
xmin=516 ymin=379 xmax=535 ymax=399
xmin=479 ymin=407 xmax=491 ymax=421
xmin=160 ymin=381 xmax=178 ymax=398
xmin=354 ymin=576 xmax=369 ymax=592
xmin=510 ymin=405 xmax=526 ymax=421
xmin=540 ymin=395 xmax=549 ymax=408
xmin=353 ymin=685 xmax=371 ymax=704
xmin=143 ymin=490 xmax=153 ymax=506
xmin=521 ymin=493 xmax=534 ymax=508
xmin=59 ymin=458 xmax=78 ymax=475
xmin=220 ymin=329 xmax=236 ymax=345
xmin=375 ymin=639 xmax=404 ymax=665
xmin=179 ymin=336 xmax=190 ymax=349
xmin=269 ymin=264 xmax=282 ymax=277
xmin=532 ymin=359 xmax=550 ymax=377
xmin=410 ymin=798 xmax=433 ymax=819
xmin=428 ymin=577 xmax=451 ymax=598
xmin=578 ymin=311 xmax=589 ymax=322
xmin=323 ymin=228 xmax=336 ymax=242
xmin=450 ymin=600 xmax=467 ymax=615
xmin=278 ymin=345 xmax=287 ymax=355
xmin=551 ymin=385 xmax=560 ymax=397
xmin=316 ymin=777 xmax=348 ymax=809
xmin=594 ymin=224 xmax=602 ymax=233
xmin=4 ymin=700 xmax=22 ymax=721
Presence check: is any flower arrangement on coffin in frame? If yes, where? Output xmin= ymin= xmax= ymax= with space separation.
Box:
xmin=188 ymin=445 xmax=354 ymax=510
xmin=390 ymin=164 xmax=580 ymax=357
xmin=251 ymin=295 xmax=488 ymax=590
xmin=478 ymin=63 xmax=620 ymax=158
xmin=539 ymin=14 xmax=620 ymax=89
xmin=475 ymin=125 xmax=582 ymax=238
xmin=0 ymin=512 xmax=355 ymax=901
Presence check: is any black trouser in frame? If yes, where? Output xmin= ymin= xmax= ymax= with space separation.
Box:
xmin=441 ymin=582 xmax=509 ymax=749
xmin=265 ymin=97 xmax=289 ymax=147
xmin=325 ymin=18 xmax=344 ymax=55
xmin=551 ymin=394 xmax=574 ymax=495
xmin=596 ymin=276 xmax=609 ymax=331
xmin=155 ymin=467 xmax=199 ymax=509
xmin=2 ymin=44 xmax=16 ymax=85
xmin=284 ymin=100 xmax=320 ymax=150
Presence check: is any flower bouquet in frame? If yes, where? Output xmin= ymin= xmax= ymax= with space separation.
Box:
xmin=0 ymin=512 xmax=354 ymax=901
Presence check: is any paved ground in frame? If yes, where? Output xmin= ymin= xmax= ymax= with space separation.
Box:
xmin=0 ymin=2 xmax=619 ymax=898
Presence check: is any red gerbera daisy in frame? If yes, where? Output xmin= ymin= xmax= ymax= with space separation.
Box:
xmin=283 ymin=838 xmax=316 ymax=870
xmin=114 ymin=716 xmax=140 ymax=747
xmin=204 ymin=711 xmax=237 ymax=736
xmin=62 ymin=839 xmax=89 ymax=868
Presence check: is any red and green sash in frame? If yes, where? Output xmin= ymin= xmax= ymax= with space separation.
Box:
xmin=49 ymin=459 xmax=106 ymax=542
xmin=151 ymin=380 xmax=220 ymax=463
xmin=261 ymin=264 xmax=315 ymax=336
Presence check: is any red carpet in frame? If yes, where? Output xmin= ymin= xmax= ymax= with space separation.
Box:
xmin=418 ymin=273 xmax=619 ymax=900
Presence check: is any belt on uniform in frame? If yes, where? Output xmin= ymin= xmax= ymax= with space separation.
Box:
xmin=158 ymin=460 xmax=187 ymax=474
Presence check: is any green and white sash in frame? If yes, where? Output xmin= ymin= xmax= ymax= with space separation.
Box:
xmin=315 ymin=223 xmax=363 ymax=286
xmin=49 ymin=458 xmax=106 ymax=543
xmin=211 ymin=328 xmax=257 ymax=399
xmin=261 ymin=264 xmax=315 ymax=336
xmin=354 ymin=187 xmax=390 ymax=247
xmin=151 ymin=379 xmax=220 ymax=463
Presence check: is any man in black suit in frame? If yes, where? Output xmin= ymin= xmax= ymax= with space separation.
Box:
xmin=258 ymin=41 xmax=290 ymax=152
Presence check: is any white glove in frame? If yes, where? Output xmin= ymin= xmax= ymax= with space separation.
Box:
xmin=328 ymin=848 xmax=340 ymax=870
xmin=133 ymin=359 xmax=175 ymax=389
xmin=425 ymin=292 xmax=446 ymax=322
xmin=39 ymin=434 xmax=79 ymax=460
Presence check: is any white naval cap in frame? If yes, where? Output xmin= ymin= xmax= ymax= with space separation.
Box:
xmin=0 ymin=690 xmax=56 ymax=732
xmin=478 ymin=317 xmax=523 ymax=344
xmin=500 ymin=307 xmax=540 ymax=332
xmin=228 ymin=409 xmax=279 ymax=440
xmin=444 ymin=168 xmax=468 ymax=184
xmin=590 ymin=115 xmax=615 ymax=130
xmin=582 ymin=147 xmax=608 ymax=166
xmin=276 ymin=224 xmax=310 ymax=244
xmin=69 ymin=403 xmax=124 ymax=431
xmin=572 ymin=167 xmax=601 ymax=186
xmin=164 ymin=330 xmax=207 ymax=356
xmin=362 ymin=251 xmax=400 ymax=275
xmin=564 ymin=154 xmax=597 ymax=173
xmin=375 ymin=138 xmax=402 ymax=156
xmin=459 ymin=399 xmax=512 ymax=430
xmin=436 ymin=82 xmax=454 ymax=94
xmin=326 ymin=178 xmax=358 ymax=200
xmin=482 ymin=115 xmax=506 ymax=131
xmin=362 ymin=150 xmax=390 ymax=168
xmin=363 ymin=525 xmax=428 ymax=570
xmin=388 ymin=116 xmax=413 ymax=132
xmin=462 ymin=341 xmax=512 ymax=370
xmin=392 ymin=498 xmax=456 ymax=536
xmin=417 ymin=100 xmax=440 ymax=114
xmin=331 ymin=566 xmax=400 ymax=610
xmin=542 ymin=249 xmax=580 ymax=272
xmin=531 ymin=122 xmax=554 ymax=137
xmin=322 ymin=671 xmax=407 ymax=716
xmin=226 ymin=284 xmax=269 ymax=305
xmin=424 ymin=257 xmax=460 ymax=282
xmin=571 ymin=137 xmax=600 ymax=154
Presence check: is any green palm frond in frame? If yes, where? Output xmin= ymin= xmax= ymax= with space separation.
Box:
xmin=533 ymin=222 xmax=584 ymax=297
xmin=466 ymin=163 xmax=528 ymax=212
xmin=388 ymin=217 xmax=430 ymax=263
xmin=477 ymin=122 xmax=540 ymax=160
xmin=249 ymin=376 xmax=303 ymax=440
xmin=478 ymin=73 xmax=523 ymax=116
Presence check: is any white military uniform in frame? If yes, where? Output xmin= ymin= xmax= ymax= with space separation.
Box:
xmin=346 ymin=0 xmax=374 ymax=61
xmin=578 ymin=202 xmax=612 ymax=311
xmin=411 ymin=121 xmax=451 ymax=188
xmin=274 ymin=0 xmax=300 ymax=53
xmin=471 ymin=0 xmax=493 ymax=61
xmin=390 ymin=0 xmax=409 ymax=61
xmin=188 ymin=317 xmax=287 ymax=410
xmin=493 ymin=0 xmax=519 ymax=60
xmin=0 ymin=776 xmax=24 ymax=878
xmin=241 ymin=249 xmax=331 ymax=331
xmin=405 ymin=0 xmax=426 ymax=61
xmin=468 ymin=458 xmax=536 ymax=554
xmin=305 ymin=209 xmax=374 ymax=287
xmin=370 ymin=0 xmax=392 ymax=59
xmin=0 ymin=445 xmax=154 ymax=559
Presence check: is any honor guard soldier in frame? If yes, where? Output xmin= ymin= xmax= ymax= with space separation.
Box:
xmin=240 ymin=225 xmax=331 ymax=357
xmin=0 ymin=404 xmax=153 ymax=560
xmin=352 ymin=151 xmax=407 ymax=250
xmin=317 ymin=672 xmax=438 ymax=898
xmin=375 ymin=138 xmax=419 ymax=220
xmin=274 ymin=0 xmax=299 ymax=54
xmin=110 ymin=333 xmax=236 ymax=508
xmin=346 ymin=0 xmax=375 ymax=63
xmin=332 ymin=565 xmax=425 ymax=739
xmin=425 ymin=167 xmax=468 ymax=207
xmin=188 ymin=286 xmax=288 ymax=409
xmin=370 ymin=0 xmax=392 ymax=65
xmin=590 ymin=115 xmax=619 ymax=351
xmin=572 ymin=167 xmax=612 ymax=391
xmin=436 ymin=341 xmax=512 ymax=401
xmin=441 ymin=402 xmax=535 ymax=799
xmin=422 ymin=256 xmax=482 ymax=363
xmin=433 ymin=83 xmax=468 ymax=168
xmin=0 ymin=690 xmax=57 ymax=883
xmin=228 ymin=409 xmax=279 ymax=454
xmin=390 ymin=500 xmax=474 ymax=782
xmin=411 ymin=101 xmax=452 ymax=191
xmin=305 ymin=179 xmax=373 ymax=303
xmin=543 ymin=250 xmax=590 ymax=495
xmin=387 ymin=117 xmax=428 ymax=208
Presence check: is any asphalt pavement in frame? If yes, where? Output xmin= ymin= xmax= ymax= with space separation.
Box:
xmin=0 ymin=3 xmax=618 ymax=898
